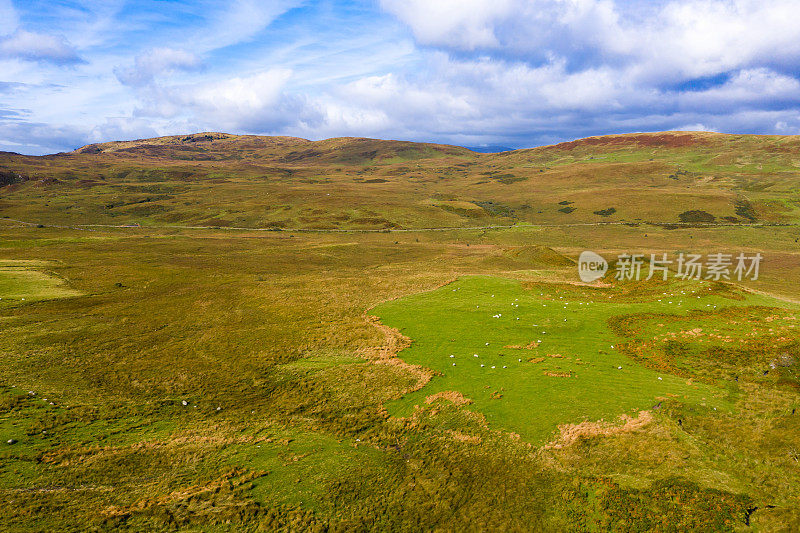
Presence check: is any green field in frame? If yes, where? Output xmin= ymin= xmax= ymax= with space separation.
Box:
xmin=374 ymin=275 xmax=794 ymax=443
xmin=0 ymin=260 xmax=82 ymax=306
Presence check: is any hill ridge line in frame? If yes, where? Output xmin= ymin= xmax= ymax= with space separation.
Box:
xmin=4 ymin=217 xmax=800 ymax=233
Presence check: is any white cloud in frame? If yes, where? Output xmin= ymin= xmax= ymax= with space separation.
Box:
xmin=381 ymin=0 xmax=800 ymax=80
xmin=380 ymin=0 xmax=632 ymax=56
xmin=0 ymin=29 xmax=83 ymax=64
xmin=189 ymin=70 xmax=292 ymax=114
xmin=0 ymin=0 xmax=19 ymax=35
xmin=380 ymin=0 xmax=515 ymax=50
xmin=313 ymin=102 xmax=393 ymax=136
xmin=628 ymin=0 xmax=800 ymax=83
xmin=115 ymin=48 xmax=203 ymax=87
xmin=192 ymin=0 xmax=304 ymax=52
xmin=89 ymin=117 xmax=159 ymax=144
xmin=774 ymin=120 xmax=800 ymax=134
xmin=130 ymin=69 xmax=310 ymax=134
xmin=673 ymin=123 xmax=715 ymax=132
xmin=343 ymin=72 xmax=474 ymax=119
xmin=678 ymin=69 xmax=800 ymax=110
xmin=3 ymin=0 xmax=800 ymax=154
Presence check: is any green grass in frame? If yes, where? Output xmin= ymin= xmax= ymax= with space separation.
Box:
xmin=224 ymin=427 xmax=383 ymax=511
xmin=0 ymin=261 xmax=82 ymax=305
xmin=374 ymin=275 xmax=795 ymax=443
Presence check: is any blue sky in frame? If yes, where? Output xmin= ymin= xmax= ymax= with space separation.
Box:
xmin=1 ymin=0 xmax=800 ymax=154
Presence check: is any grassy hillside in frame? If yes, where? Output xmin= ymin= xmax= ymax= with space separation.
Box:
xmin=2 ymin=131 xmax=800 ymax=231
xmin=1 ymin=132 xmax=799 ymax=530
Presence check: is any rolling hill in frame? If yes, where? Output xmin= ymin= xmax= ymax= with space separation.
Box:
xmin=1 ymin=131 xmax=799 ymax=231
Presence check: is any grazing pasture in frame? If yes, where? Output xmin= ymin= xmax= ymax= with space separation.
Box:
xmin=374 ymin=275 xmax=796 ymax=443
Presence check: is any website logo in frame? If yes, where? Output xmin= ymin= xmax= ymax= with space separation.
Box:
xmin=578 ymin=251 xmax=608 ymax=282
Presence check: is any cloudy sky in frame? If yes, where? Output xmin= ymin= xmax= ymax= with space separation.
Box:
xmin=1 ymin=0 xmax=799 ymax=154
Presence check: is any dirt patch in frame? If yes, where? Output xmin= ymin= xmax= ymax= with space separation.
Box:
xmin=362 ymin=278 xmax=460 ymax=395
xmin=363 ymin=314 xmax=432 ymax=392
xmin=544 ymin=410 xmax=654 ymax=449
xmin=504 ymin=341 xmax=541 ymax=349
xmin=425 ymin=390 xmax=473 ymax=406
xmin=543 ymin=371 xmax=573 ymax=378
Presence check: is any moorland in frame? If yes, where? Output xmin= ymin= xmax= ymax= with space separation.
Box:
xmin=1 ymin=131 xmax=799 ymax=531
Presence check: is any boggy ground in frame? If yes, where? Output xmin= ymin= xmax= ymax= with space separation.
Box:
xmin=0 ymin=221 xmax=797 ymax=531
xmin=1 ymin=132 xmax=799 ymax=530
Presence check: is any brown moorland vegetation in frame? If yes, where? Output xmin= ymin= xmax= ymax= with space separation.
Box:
xmin=0 ymin=131 xmax=799 ymax=530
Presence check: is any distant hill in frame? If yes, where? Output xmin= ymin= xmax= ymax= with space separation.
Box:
xmin=1 ymin=131 xmax=798 ymax=231
xmin=70 ymin=132 xmax=472 ymax=164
